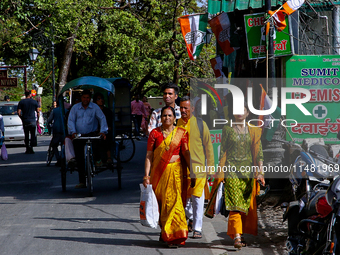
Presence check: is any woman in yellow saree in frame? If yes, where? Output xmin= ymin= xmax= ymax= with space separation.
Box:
xmin=143 ymin=106 xmax=192 ymax=247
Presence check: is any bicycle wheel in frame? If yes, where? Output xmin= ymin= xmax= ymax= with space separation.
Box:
xmin=117 ymin=138 xmax=135 ymax=163
xmin=85 ymin=145 xmax=93 ymax=196
xmin=46 ymin=144 xmax=54 ymax=166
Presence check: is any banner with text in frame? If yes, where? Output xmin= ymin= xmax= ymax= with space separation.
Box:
xmin=244 ymin=12 xmax=293 ymax=60
xmin=286 ymin=55 xmax=340 ymax=143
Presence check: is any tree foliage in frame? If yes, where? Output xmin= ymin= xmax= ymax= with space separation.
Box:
xmin=0 ymin=0 xmax=214 ymax=107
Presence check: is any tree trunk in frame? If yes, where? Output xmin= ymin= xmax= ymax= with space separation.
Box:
xmin=57 ymin=32 xmax=76 ymax=93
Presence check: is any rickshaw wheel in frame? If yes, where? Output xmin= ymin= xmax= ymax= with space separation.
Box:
xmin=116 ymin=138 xmax=135 ymax=163
xmin=86 ymin=146 xmax=93 ymax=197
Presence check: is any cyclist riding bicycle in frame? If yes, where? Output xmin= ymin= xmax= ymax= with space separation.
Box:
xmin=67 ymin=89 xmax=108 ymax=189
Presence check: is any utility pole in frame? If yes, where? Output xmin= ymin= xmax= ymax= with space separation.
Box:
xmin=265 ymin=0 xmax=276 ymax=86
xmin=263 ymin=0 xmax=285 ymax=175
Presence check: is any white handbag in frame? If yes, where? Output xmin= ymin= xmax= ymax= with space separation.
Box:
xmin=139 ymin=184 xmax=159 ymax=229
xmin=214 ymin=182 xmax=224 ymax=215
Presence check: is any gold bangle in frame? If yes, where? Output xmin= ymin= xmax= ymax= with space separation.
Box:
xmin=143 ymin=176 xmax=150 ymax=180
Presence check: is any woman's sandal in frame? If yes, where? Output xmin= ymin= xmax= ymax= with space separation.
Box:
xmin=188 ymin=219 xmax=193 ymax=232
xmin=234 ymin=236 xmax=243 ymax=249
xmin=193 ymin=230 xmax=202 ymax=239
xmin=241 ymin=236 xmax=247 ymax=247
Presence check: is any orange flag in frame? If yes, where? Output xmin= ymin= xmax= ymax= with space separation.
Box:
xmin=208 ymin=12 xmax=239 ymax=56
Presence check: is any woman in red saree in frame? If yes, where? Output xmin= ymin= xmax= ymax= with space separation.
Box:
xmin=143 ymin=106 xmax=192 ymax=248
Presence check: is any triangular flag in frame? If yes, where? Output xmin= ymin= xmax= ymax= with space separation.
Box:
xmin=178 ymin=13 xmax=208 ymax=60
xmin=268 ymin=0 xmax=304 ymax=31
xmin=210 ymin=56 xmax=225 ymax=78
xmin=208 ymin=12 xmax=239 ymax=56
xmin=268 ymin=10 xmax=287 ymax=31
xmin=282 ymin=0 xmax=305 ymax=15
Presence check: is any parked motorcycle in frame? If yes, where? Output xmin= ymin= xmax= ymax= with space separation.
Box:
xmin=273 ymin=138 xmax=339 ymax=254
xmin=323 ymin=177 xmax=340 ymax=254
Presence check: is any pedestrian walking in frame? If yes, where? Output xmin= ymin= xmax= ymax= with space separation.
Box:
xmin=47 ymin=101 xmax=64 ymax=166
xmin=17 ymin=90 xmax=39 ymax=154
xmin=208 ymin=103 xmax=265 ymax=250
xmin=148 ymin=83 xmax=181 ymax=134
xmin=141 ymin=96 xmax=151 ymax=136
xmin=131 ymin=95 xmax=146 ymax=139
xmin=143 ymin=106 xmax=194 ymax=247
xmin=177 ymin=96 xmax=214 ymax=239
xmin=0 ymin=113 xmax=4 ymax=145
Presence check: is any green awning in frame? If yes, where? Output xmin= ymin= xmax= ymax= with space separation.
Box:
xmin=208 ymin=0 xmax=340 ymax=14
xmin=208 ymin=0 xmax=283 ymax=14
xmin=58 ymin=76 xmax=115 ymax=96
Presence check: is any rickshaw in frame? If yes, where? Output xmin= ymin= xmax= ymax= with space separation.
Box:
xmin=57 ymin=76 xmax=132 ymax=196
xmin=107 ymin=78 xmax=135 ymax=163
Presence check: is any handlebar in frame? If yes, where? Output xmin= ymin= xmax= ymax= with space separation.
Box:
xmin=271 ymin=138 xmax=303 ymax=150
xmin=309 ymin=148 xmax=338 ymax=164
xmin=272 ymin=138 xmax=338 ymax=164
xmin=73 ymin=134 xmax=103 ymax=140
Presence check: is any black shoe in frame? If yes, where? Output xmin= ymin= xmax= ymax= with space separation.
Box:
xmin=29 ymin=148 xmax=35 ymax=154
xmin=68 ymin=158 xmax=77 ymax=169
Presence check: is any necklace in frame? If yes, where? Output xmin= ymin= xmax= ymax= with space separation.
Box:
xmin=162 ymin=126 xmax=174 ymax=151
xmin=162 ymin=129 xmax=171 ymax=135
xmin=235 ymin=125 xmax=247 ymax=144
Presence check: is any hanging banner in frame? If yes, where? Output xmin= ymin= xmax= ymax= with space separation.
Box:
xmin=244 ymin=12 xmax=293 ymax=60
xmin=209 ymin=12 xmax=239 ymax=56
xmin=285 ymin=55 xmax=340 ymax=143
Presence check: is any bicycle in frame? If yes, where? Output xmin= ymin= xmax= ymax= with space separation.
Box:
xmin=46 ymin=140 xmax=54 ymax=166
xmin=73 ymin=135 xmax=103 ymax=196
xmin=115 ymin=135 xmax=135 ymax=163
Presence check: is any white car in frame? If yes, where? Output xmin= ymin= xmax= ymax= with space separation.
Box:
xmin=0 ymin=101 xmax=25 ymax=141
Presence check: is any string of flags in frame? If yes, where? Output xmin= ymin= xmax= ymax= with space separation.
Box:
xmin=178 ymin=0 xmax=305 ymax=67
xmin=178 ymin=12 xmax=237 ymax=78
xmin=268 ymin=0 xmax=305 ymax=31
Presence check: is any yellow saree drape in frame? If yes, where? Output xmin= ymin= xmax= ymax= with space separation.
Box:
xmin=150 ymin=127 xmax=188 ymax=245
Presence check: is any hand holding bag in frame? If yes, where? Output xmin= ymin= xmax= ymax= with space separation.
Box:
xmin=1 ymin=143 xmax=8 ymax=160
xmin=139 ymin=184 xmax=159 ymax=229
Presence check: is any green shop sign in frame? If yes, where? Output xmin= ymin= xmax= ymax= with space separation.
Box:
xmin=244 ymin=12 xmax=293 ymax=60
xmin=285 ymin=55 xmax=340 ymax=143
xmin=207 ymin=129 xmax=222 ymax=192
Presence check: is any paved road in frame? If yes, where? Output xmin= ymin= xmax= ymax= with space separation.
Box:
xmin=0 ymin=136 xmax=287 ymax=255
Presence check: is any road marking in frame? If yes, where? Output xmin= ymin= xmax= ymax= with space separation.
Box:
xmin=0 ymin=161 xmax=46 ymax=166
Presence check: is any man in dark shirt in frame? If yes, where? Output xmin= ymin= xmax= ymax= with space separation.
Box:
xmin=47 ymin=100 xmax=64 ymax=166
xmin=18 ymin=90 xmax=39 ymax=154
